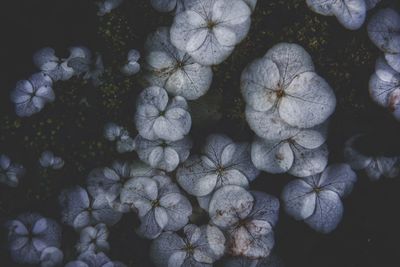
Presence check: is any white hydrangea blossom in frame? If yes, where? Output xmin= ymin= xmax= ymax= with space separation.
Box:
xmin=282 ymin=164 xmax=357 ymax=233
xmin=134 ymin=134 xmax=192 ymax=172
xmin=251 ymin=125 xmax=329 ymax=177
xmin=241 ymin=43 xmax=336 ymax=129
xmin=306 ymin=0 xmax=367 ymax=30
xmin=135 ymin=86 xmax=191 ymax=142
xmin=144 ymin=27 xmax=213 ymax=100
xmin=170 ymin=0 xmax=252 ymax=65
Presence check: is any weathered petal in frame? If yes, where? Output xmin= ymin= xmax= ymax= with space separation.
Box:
xmin=150 ymin=232 xmax=185 ymax=267
xmin=241 ymin=57 xmax=280 ymax=112
xmin=177 ymin=156 xmax=217 ymax=197
xmin=154 ymin=107 xmax=191 ymax=141
xmin=282 ymin=179 xmax=316 ymax=220
xmin=331 ymin=0 xmax=366 ymax=30
xmin=229 ymin=226 xmax=275 ymax=258
xmin=385 ymin=53 xmax=400 ymax=73
xmin=213 ymin=25 xmax=237 ymax=47
xmin=92 ymin=195 xmax=122 ymax=226
xmin=245 ymin=106 xmax=299 ymax=141
xmin=120 ymin=177 xmax=158 ymax=214
xmin=165 ymin=62 xmax=213 ymax=100
xmin=264 ymin=43 xmax=315 ymax=86
xmin=368 ymin=8 xmax=400 ymax=54
xmin=304 ymin=190 xmax=343 ymax=233
xmin=281 ymin=72 xmax=336 ymax=128
xmin=170 ymin=10 xmax=206 ymax=52
xmin=160 ymin=193 xmax=192 ymax=231
xmin=137 ymin=209 xmax=164 ymax=239
xmin=250 ymin=191 xmax=280 ymax=227
xmin=138 ymin=86 xmax=169 ymax=111
xmin=209 ymin=185 xmax=254 ymax=228
xmin=306 ymin=0 xmax=335 ymax=15
xmin=289 ymin=143 xmax=329 ymax=178
xmin=318 ymin=164 xmax=357 ymax=198
xmin=251 ymin=138 xmax=294 ymax=174
xmin=292 ymin=126 xmax=327 ymax=149
xmin=59 ymin=186 xmax=90 ymax=227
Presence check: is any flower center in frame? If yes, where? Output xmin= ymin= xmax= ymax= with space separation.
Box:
xmin=184 ymin=243 xmax=195 ymax=254
xmin=216 ymin=165 xmax=225 ymax=175
xmin=276 ymin=89 xmax=285 ymax=98
xmin=151 ymin=199 xmax=160 ymax=207
xmin=207 ymin=20 xmax=216 ymax=30
xmin=313 ymin=187 xmax=322 ymax=193
xmin=176 ymin=61 xmax=185 ymax=69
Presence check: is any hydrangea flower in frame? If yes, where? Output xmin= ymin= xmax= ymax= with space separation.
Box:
xmin=103 ymin=123 xmax=135 ymax=153
xmin=33 ymin=47 xmax=75 ymax=81
xmin=177 ymin=134 xmax=259 ymax=209
xmin=306 ymin=0 xmax=367 ymax=30
xmin=344 ymin=135 xmax=400 ymax=181
xmin=121 ymin=49 xmax=141 ymax=76
xmin=135 ymin=86 xmax=191 ymax=141
xmin=144 ymin=27 xmax=213 ymax=100
xmin=77 ymin=224 xmax=109 ymax=254
xmin=369 ymin=57 xmax=400 ymax=119
xmin=170 ymin=0 xmax=251 ymax=65
xmin=134 ymin=134 xmax=192 ymax=172
xmin=209 ymin=186 xmax=279 ymax=258
xmin=223 ymin=254 xmax=284 ymax=267
xmin=241 ymin=43 xmax=336 ymax=129
xmin=97 ymin=0 xmax=124 ymax=16
xmin=251 ymin=125 xmax=328 ymax=177
xmin=150 ymin=224 xmax=225 ymax=267
xmin=65 ymin=252 xmax=126 ymax=267
xmin=282 ymin=164 xmax=357 ymax=233
xmin=87 ymin=161 xmax=159 ymax=212
xmin=120 ymin=175 xmax=192 ymax=239
xmin=39 ymin=151 xmax=64 ymax=170
xmin=40 ymin=247 xmax=64 ymax=267
xmin=59 ymin=186 xmax=122 ymax=230
xmin=150 ymin=0 xmax=186 ymax=13
xmin=0 ymin=154 xmax=25 ymax=187
xmin=67 ymin=49 xmax=104 ymax=86
xmin=368 ymin=8 xmax=400 ymax=73
xmin=5 ymin=213 xmax=61 ymax=265
xmin=10 ymin=72 xmax=55 ymax=117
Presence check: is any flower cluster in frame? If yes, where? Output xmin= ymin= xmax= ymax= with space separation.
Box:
xmin=306 ymin=0 xmax=381 ymax=30
xmin=368 ymin=8 xmax=400 ymax=120
xmin=242 ymin=43 xmax=336 ymax=177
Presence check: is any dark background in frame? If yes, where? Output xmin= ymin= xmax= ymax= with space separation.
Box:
xmin=1 ymin=0 xmax=400 ymax=266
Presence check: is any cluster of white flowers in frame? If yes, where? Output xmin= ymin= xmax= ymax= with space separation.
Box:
xmin=10 ymin=47 xmax=104 ymax=117
xmin=242 ymin=43 xmax=336 ymax=178
xmin=368 ymin=8 xmax=400 ymax=120
xmin=104 ymin=123 xmax=136 ymax=153
xmin=306 ymin=0 xmax=381 ymax=30
xmin=4 ymin=1 xmax=400 ymax=266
